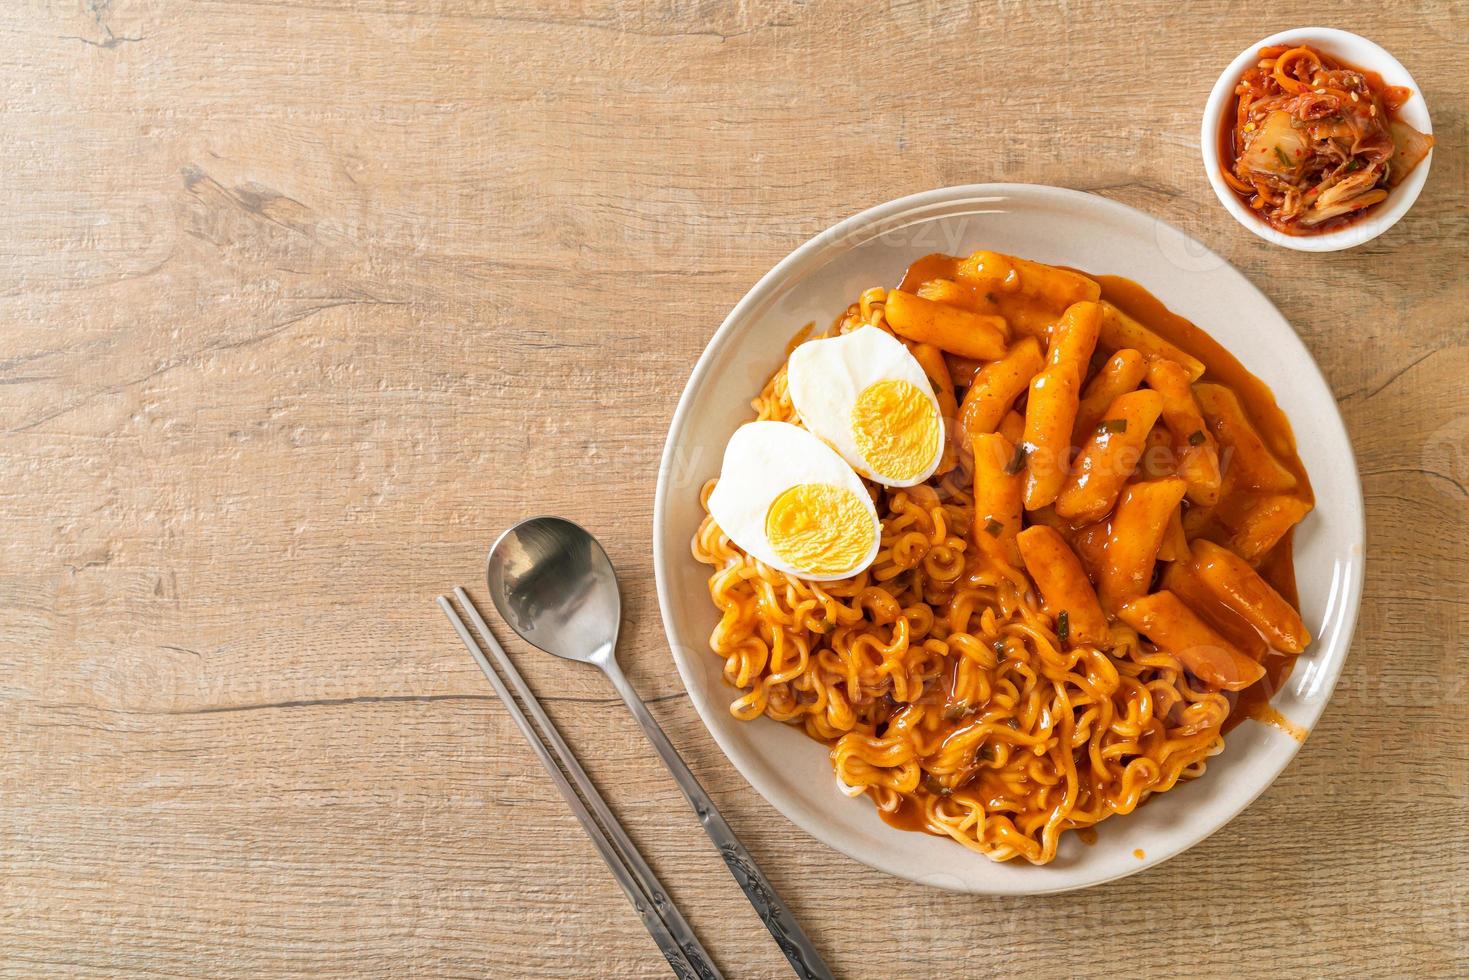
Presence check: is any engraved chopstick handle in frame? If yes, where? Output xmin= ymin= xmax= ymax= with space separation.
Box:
xmin=439 ymin=596 xmax=718 ymax=980
xmin=602 ymin=660 xmax=834 ymax=980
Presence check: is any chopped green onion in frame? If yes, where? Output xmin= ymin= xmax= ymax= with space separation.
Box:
xmin=943 ymin=702 xmax=969 ymax=722
xmin=1057 ymin=610 xmax=1070 ymax=644
xmin=1097 ymin=418 xmax=1127 ymax=435
xmin=1274 ymin=146 xmax=1293 ymax=168
xmin=992 ymin=639 xmax=1006 ymax=657
xmin=1004 ymin=444 xmax=1028 ymax=475
xmin=983 ymin=518 xmax=1004 ymax=537
xmin=1188 ymin=429 xmax=1207 ymax=447
xmin=921 ymin=773 xmax=951 ymax=797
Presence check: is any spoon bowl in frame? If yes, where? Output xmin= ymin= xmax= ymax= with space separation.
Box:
xmin=487 ymin=516 xmax=621 ymax=665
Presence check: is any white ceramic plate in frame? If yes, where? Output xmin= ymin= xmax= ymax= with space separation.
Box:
xmin=652 ymin=184 xmax=1364 ymax=894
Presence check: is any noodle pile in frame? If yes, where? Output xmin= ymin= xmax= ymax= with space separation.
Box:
xmin=691 ymin=287 xmax=1231 ymax=864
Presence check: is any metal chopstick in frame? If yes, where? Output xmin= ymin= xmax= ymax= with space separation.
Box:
xmin=438 ymin=593 xmax=721 ymax=980
xmin=448 ymin=589 xmax=720 ymax=978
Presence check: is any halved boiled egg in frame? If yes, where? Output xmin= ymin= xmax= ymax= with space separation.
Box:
xmin=707 ymin=421 xmax=881 ymax=581
xmin=786 ymin=326 xmax=942 ymax=487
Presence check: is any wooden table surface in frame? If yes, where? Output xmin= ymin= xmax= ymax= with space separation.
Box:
xmin=3 ymin=1 xmax=1465 ymax=977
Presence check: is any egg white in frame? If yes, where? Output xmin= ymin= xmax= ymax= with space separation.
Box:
xmin=786 ymin=326 xmax=942 ymax=488
xmin=706 ymin=421 xmax=881 ymax=581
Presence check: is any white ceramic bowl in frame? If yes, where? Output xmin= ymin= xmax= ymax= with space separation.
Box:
xmin=653 ymin=184 xmax=1364 ymax=893
xmin=1201 ymin=27 xmax=1435 ymax=252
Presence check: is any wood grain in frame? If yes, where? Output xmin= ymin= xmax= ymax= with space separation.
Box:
xmin=1 ymin=1 xmax=1465 ymax=976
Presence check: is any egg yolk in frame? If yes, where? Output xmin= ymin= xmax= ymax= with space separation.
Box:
xmin=850 ymin=379 xmax=940 ymax=481
xmin=765 ymin=483 xmax=875 ymax=577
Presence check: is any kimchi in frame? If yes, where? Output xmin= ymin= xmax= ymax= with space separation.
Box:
xmin=1222 ymin=43 xmax=1434 ymax=233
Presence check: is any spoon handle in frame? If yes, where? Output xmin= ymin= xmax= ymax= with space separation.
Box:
xmin=602 ymin=660 xmax=834 ymax=980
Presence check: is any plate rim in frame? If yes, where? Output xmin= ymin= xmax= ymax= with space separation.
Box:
xmin=651 ymin=182 xmax=1365 ymax=894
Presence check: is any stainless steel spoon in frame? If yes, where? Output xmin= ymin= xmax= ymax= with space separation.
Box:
xmin=487 ymin=516 xmax=833 ymax=980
